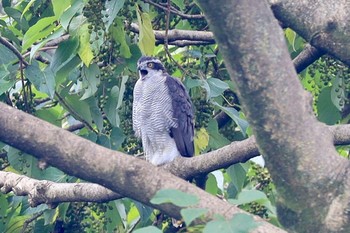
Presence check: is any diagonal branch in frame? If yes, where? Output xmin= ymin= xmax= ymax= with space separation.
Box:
xmin=0 ymin=103 xmax=285 ymax=233
xmin=1 ymin=122 xmax=350 ymax=207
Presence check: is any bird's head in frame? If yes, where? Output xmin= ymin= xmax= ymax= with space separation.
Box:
xmin=137 ymin=56 xmax=166 ymax=80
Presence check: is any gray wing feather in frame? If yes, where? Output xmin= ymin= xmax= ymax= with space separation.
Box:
xmin=165 ymin=75 xmax=194 ymax=157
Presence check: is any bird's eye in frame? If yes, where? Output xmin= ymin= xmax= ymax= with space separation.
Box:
xmin=147 ymin=62 xmax=154 ymax=68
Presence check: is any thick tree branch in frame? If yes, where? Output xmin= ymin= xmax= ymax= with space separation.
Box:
xmin=198 ymin=0 xmax=350 ymax=232
xmin=1 ymin=123 xmax=350 ymax=207
xmin=0 ymin=103 xmax=285 ymax=233
xmin=269 ymin=0 xmax=350 ymax=66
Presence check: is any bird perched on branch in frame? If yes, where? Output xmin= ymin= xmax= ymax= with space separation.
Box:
xmin=132 ymin=56 xmax=194 ymax=165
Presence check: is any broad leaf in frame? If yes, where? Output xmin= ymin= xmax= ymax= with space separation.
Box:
xmin=136 ymin=7 xmax=155 ymax=55
xmin=22 ymin=16 xmax=59 ymax=51
xmin=181 ymin=208 xmax=208 ymax=226
xmin=78 ymin=24 xmax=94 ymax=67
xmin=105 ymin=0 xmax=125 ymax=30
xmin=194 ymin=127 xmax=209 ymax=155
xmin=52 ymin=0 xmax=70 ymax=18
xmin=207 ymin=78 xmax=229 ymax=98
xmin=203 ymin=214 xmax=260 ymax=233
xmin=317 ymin=87 xmax=341 ymax=124
xmin=150 ymin=189 xmax=199 ymax=207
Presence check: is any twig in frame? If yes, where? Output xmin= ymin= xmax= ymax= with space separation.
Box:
xmin=129 ymin=22 xmax=214 ymax=43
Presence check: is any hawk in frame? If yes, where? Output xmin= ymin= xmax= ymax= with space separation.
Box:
xmin=132 ymin=56 xmax=194 ymax=165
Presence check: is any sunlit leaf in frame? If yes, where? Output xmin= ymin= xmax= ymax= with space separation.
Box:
xmin=52 ymin=0 xmax=70 ymax=18
xmin=22 ymin=16 xmax=59 ymax=51
xmin=194 ymin=127 xmax=209 ymax=155
xmin=136 ymin=6 xmax=155 ymax=55
xmin=78 ymin=24 xmax=94 ymax=67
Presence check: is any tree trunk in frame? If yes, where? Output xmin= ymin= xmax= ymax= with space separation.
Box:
xmin=197 ymin=0 xmax=350 ymax=232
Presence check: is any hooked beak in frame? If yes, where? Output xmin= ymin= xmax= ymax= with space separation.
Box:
xmin=139 ymin=69 xmax=148 ymax=78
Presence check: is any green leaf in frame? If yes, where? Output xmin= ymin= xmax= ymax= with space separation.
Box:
xmin=226 ymin=164 xmax=248 ymax=198
xmin=317 ymin=87 xmax=341 ymax=124
xmin=52 ymin=0 xmax=70 ymax=18
xmin=60 ymin=0 xmax=84 ymax=30
xmin=50 ymin=37 xmax=79 ymax=74
xmin=181 ymin=208 xmax=208 ymax=226
xmin=85 ymin=97 xmax=103 ymax=131
xmin=78 ymin=24 xmax=94 ymax=67
xmin=117 ymin=75 xmax=129 ymax=109
xmin=64 ymin=94 xmax=93 ymax=126
xmin=204 ymin=214 xmax=260 ymax=233
xmin=4 ymin=7 xmax=29 ymax=32
xmin=5 ymin=215 xmax=30 ymax=233
xmin=150 ymin=189 xmax=199 ymax=207
xmin=105 ymin=201 xmax=122 ymax=233
xmin=133 ymin=226 xmax=162 ymax=233
xmin=104 ymin=86 xmax=120 ymax=127
xmin=21 ymin=0 xmax=36 ymax=17
xmin=285 ymin=28 xmax=296 ymax=52
xmin=212 ymin=101 xmax=249 ymax=136
xmin=207 ymin=78 xmax=229 ymax=98
xmin=331 ymin=74 xmax=345 ymax=111
xmin=207 ymin=119 xmax=230 ymax=149
xmin=186 ymin=78 xmax=210 ymax=100
xmin=110 ymin=127 xmax=126 ymax=150
xmin=110 ymin=17 xmax=131 ymax=58
xmin=229 ymin=190 xmax=268 ymax=205
xmin=25 ymin=63 xmax=55 ymax=99
xmin=105 ymin=0 xmax=125 ymax=30
xmin=22 ymin=16 xmax=59 ymax=51
xmin=0 ymin=65 xmax=15 ymax=95
xmin=205 ymin=173 xmax=218 ymax=195
xmin=29 ymin=28 xmax=65 ymax=62
xmin=80 ymin=64 xmax=100 ymax=100
xmin=136 ymin=7 xmax=155 ymax=55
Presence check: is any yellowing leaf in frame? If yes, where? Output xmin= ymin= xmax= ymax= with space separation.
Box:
xmin=194 ymin=128 xmax=209 ymax=155
xmin=78 ymin=24 xmax=94 ymax=67
xmin=52 ymin=0 xmax=70 ymax=18
xmin=136 ymin=6 xmax=155 ymax=55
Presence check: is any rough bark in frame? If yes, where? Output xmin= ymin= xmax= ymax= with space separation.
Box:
xmin=1 ymin=124 xmax=350 ymax=207
xmin=197 ymin=0 xmax=350 ymax=232
xmin=269 ymin=0 xmax=350 ymax=66
xmin=0 ymin=103 xmax=285 ymax=233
